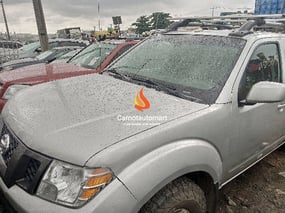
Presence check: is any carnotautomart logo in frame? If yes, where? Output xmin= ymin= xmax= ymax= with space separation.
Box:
xmin=134 ymin=88 xmax=150 ymax=112
xmin=117 ymin=87 xmax=168 ymax=126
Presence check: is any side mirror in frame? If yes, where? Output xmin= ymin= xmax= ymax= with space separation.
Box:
xmin=246 ymin=81 xmax=285 ymax=104
xmin=35 ymin=47 xmax=42 ymax=53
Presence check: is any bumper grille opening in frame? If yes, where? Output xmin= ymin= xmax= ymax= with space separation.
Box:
xmin=24 ymin=159 xmax=41 ymax=182
xmin=0 ymin=124 xmax=51 ymax=194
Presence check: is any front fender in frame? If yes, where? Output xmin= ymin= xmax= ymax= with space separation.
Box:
xmin=117 ymin=139 xmax=222 ymax=212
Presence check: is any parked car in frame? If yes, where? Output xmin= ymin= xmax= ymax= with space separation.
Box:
xmin=18 ymin=39 xmax=89 ymax=59
xmin=0 ymin=46 xmax=83 ymax=71
xmin=2 ymin=16 xmax=285 ymax=213
xmin=0 ymin=40 xmax=138 ymax=111
xmin=0 ymin=40 xmax=22 ymax=49
xmin=0 ymin=40 xmax=23 ymax=64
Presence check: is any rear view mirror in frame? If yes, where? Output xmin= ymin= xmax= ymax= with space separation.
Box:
xmin=246 ymin=81 xmax=285 ymax=104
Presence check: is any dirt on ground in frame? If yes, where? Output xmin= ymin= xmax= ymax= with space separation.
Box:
xmin=218 ymin=148 xmax=285 ymax=213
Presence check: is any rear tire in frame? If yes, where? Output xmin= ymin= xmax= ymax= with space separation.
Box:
xmin=139 ymin=177 xmax=206 ymax=213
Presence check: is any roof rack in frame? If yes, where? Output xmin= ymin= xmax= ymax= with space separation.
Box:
xmin=166 ymin=18 xmax=240 ymax=32
xmin=170 ymin=14 xmax=285 ymax=21
xmin=166 ymin=14 xmax=285 ymax=37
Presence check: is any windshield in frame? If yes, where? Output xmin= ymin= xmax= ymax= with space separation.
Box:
xmin=52 ymin=49 xmax=80 ymax=63
xmin=69 ymin=43 xmax=117 ymax=69
xmin=36 ymin=50 xmax=54 ymax=60
xmin=20 ymin=41 xmax=40 ymax=51
xmin=108 ymin=34 xmax=246 ymax=104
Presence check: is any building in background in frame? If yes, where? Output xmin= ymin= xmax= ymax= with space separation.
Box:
xmin=57 ymin=27 xmax=82 ymax=39
xmin=255 ymin=0 xmax=285 ymax=14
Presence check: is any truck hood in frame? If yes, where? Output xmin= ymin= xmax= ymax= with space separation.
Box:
xmin=0 ymin=63 xmax=90 ymax=83
xmin=2 ymin=74 xmax=209 ymax=166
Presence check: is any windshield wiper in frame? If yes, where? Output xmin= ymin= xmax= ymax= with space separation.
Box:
xmin=130 ymin=75 xmax=205 ymax=103
xmin=129 ymin=75 xmax=172 ymax=90
xmin=106 ymin=70 xmax=205 ymax=103
xmin=179 ymin=90 xmax=204 ymax=103
xmin=81 ymin=64 xmax=95 ymax=69
xmin=105 ymin=68 xmax=131 ymax=81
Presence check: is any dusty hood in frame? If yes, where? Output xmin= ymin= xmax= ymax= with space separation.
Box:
xmin=2 ymin=74 xmax=209 ymax=166
xmin=0 ymin=63 xmax=90 ymax=83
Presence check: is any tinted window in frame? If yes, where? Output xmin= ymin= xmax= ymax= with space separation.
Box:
xmin=239 ymin=43 xmax=281 ymax=101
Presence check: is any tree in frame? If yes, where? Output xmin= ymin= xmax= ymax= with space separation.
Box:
xmin=149 ymin=12 xmax=172 ymax=30
xmin=132 ymin=15 xmax=151 ymax=34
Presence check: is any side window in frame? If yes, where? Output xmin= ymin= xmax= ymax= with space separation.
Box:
xmin=239 ymin=43 xmax=282 ymax=101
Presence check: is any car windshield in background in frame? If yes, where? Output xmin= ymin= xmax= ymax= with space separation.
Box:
xmin=51 ymin=49 xmax=81 ymax=63
xmin=20 ymin=42 xmax=40 ymax=51
xmin=35 ymin=50 xmax=54 ymax=60
xmin=68 ymin=43 xmax=117 ymax=69
xmin=109 ymin=34 xmax=246 ymax=104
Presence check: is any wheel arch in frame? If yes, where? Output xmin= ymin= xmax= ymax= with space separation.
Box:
xmin=116 ymin=139 xmax=223 ymax=213
xmin=186 ymin=171 xmax=219 ymax=213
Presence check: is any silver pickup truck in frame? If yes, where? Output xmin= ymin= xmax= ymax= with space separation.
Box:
xmin=0 ymin=16 xmax=285 ymax=213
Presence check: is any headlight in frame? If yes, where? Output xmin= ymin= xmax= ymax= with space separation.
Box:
xmin=36 ymin=160 xmax=113 ymax=208
xmin=2 ymin=84 xmax=30 ymax=100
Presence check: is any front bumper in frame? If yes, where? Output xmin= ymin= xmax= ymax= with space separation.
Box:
xmin=0 ymin=121 xmax=139 ymax=213
xmin=0 ymin=175 xmax=138 ymax=213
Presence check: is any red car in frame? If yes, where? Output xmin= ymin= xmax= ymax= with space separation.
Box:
xmin=0 ymin=40 xmax=138 ymax=111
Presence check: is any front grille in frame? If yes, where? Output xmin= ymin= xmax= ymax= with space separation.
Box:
xmin=1 ymin=124 xmax=19 ymax=165
xmin=0 ymin=123 xmax=52 ymax=194
xmin=24 ymin=159 xmax=41 ymax=182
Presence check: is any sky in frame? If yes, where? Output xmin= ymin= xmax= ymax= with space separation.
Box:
xmin=0 ymin=0 xmax=255 ymax=34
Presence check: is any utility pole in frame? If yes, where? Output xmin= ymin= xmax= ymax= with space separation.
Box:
xmin=0 ymin=0 xmax=10 ymax=40
xmin=210 ymin=7 xmax=215 ymax=17
xmin=98 ymin=0 xmax=101 ymax=31
xmin=32 ymin=0 xmax=48 ymax=51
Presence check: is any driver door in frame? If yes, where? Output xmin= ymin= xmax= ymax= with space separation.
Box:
xmin=229 ymin=42 xmax=285 ymax=177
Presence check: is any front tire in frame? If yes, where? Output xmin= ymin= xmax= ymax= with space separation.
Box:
xmin=140 ymin=177 xmax=206 ymax=213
